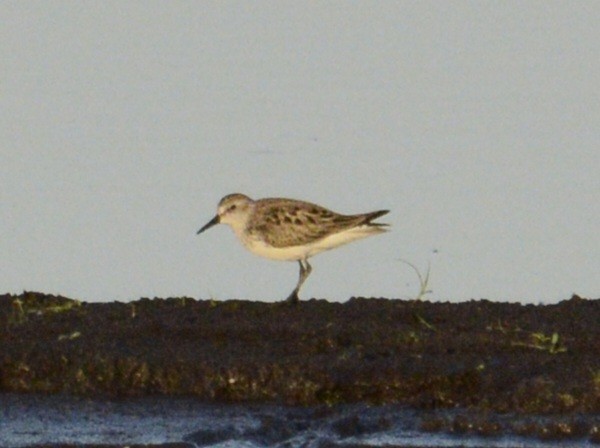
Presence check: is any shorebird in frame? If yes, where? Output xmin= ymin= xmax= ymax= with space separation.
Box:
xmin=197 ymin=193 xmax=389 ymax=303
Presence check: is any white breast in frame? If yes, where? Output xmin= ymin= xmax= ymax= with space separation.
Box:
xmin=235 ymin=224 xmax=384 ymax=262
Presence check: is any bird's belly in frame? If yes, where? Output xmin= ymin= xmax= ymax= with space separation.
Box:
xmin=243 ymin=238 xmax=308 ymax=261
xmin=239 ymin=226 xmax=380 ymax=262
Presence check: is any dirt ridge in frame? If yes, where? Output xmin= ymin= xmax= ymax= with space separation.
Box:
xmin=1 ymin=292 xmax=599 ymax=413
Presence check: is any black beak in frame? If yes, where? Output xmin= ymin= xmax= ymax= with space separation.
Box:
xmin=197 ymin=215 xmax=220 ymax=234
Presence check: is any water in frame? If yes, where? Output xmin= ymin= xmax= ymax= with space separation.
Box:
xmin=0 ymin=393 xmax=597 ymax=447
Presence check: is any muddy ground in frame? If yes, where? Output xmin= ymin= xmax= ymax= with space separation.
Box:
xmin=1 ymin=291 xmax=599 ymax=416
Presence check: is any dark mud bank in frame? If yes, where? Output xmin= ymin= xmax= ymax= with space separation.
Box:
xmin=1 ymin=292 xmax=599 ymax=413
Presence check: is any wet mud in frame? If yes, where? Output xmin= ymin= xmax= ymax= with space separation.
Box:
xmin=1 ymin=292 xmax=600 ymax=445
xmin=4 ymin=393 xmax=599 ymax=447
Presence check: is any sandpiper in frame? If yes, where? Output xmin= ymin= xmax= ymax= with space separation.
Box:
xmin=197 ymin=193 xmax=389 ymax=303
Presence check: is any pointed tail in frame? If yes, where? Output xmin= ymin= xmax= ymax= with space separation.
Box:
xmin=363 ymin=209 xmax=390 ymax=227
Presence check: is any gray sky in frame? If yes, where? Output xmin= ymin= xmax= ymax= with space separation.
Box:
xmin=2 ymin=2 xmax=599 ymax=303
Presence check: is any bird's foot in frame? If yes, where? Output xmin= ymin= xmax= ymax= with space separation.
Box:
xmin=285 ymin=291 xmax=300 ymax=304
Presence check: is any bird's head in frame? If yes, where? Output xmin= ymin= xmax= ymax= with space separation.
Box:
xmin=197 ymin=193 xmax=253 ymax=234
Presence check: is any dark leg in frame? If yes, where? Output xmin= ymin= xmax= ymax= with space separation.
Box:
xmin=285 ymin=259 xmax=312 ymax=303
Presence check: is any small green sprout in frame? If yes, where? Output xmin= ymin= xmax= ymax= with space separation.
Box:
xmin=7 ymin=298 xmax=27 ymax=327
xmin=415 ymin=313 xmax=437 ymax=331
xmin=42 ymin=300 xmax=82 ymax=314
xmin=512 ymin=331 xmax=567 ymax=354
xmin=398 ymin=259 xmax=432 ymax=301
xmin=58 ymin=331 xmax=81 ymax=341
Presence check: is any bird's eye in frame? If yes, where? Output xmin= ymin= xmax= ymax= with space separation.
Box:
xmin=229 ymin=204 xmax=237 ymax=211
